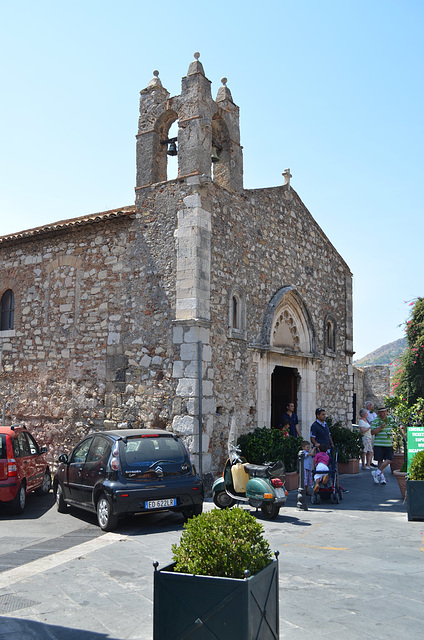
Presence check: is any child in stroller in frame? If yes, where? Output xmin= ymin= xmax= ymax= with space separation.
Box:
xmin=313 ymin=444 xmax=330 ymax=493
xmin=311 ymin=445 xmax=344 ymax=505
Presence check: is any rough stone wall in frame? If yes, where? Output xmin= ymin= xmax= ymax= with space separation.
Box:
xmin=353 ymin=365 xmax=390 ymax=416
xmin=0 ymin=191 xmax=183 ymax=466
xmin=205 ymin=181 xmax=353 ymax=471
xmin=0 ymin=218 xmax=133 ymax=461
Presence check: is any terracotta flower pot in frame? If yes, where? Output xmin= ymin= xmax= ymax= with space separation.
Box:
xmin=338 ymin=459 xmax=360 ymax=475
xmin=393 ymin=470 xmax=407 ymax=499
xmin=284 ymin=471 xmax=299 ymax=491
xmin=390 ymin=452 xmax=405 ymax=473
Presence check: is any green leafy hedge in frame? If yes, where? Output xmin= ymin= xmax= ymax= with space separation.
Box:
xmin=408 ymin=449 xmax=424 ymax=481
xmin=172 ymin=507 xmax=272 ymax=578
xmin=237 ymin=427 xmax=301 ymax=472
xmin=327 ymin=418 xmax=363 ymax=464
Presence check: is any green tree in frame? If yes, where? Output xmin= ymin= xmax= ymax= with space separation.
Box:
xmin=392 ymin=297 xmax=424 ymax=404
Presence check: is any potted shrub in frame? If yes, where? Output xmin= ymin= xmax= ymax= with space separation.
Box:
xmin=153 ymin=507 xmax=279 ymax=639
xmin=384 ymin=396 xmax=409 ymax=472
xmin=237 ymin=426 xmax=301 ymax=489
xmin=407 ymin=449 xmax=424 ymax=521
xmin=328 ymin=420 xmax=362 ymax=474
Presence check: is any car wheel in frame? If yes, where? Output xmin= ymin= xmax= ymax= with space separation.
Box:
xmin=213 ymin=491 xmax=235 ymax=509
xmin=55 ymin=484 xmax=68 ymax=513
xmin=183 ymin=503 xmax=203 ymax=521
xmin=36 ymin=470 xmax=52 ymax=496
xmin=97 ymin=494 xmax=119 ymax=531
xmin=10 ymin=483 xmax=26 ymax=514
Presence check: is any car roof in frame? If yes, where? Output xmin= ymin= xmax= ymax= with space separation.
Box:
xmin=93 ymin=429 xmax=175 ymax=439
xmin=0 ymin=424 xmax=28 ymax=436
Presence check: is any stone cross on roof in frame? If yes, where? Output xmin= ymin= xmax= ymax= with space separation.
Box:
xmin=282 ymin=168 xmax=292 ymax=190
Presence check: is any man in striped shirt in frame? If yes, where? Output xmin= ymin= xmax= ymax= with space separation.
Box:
xmin=371 ymin=406 xmax=396 ymax=484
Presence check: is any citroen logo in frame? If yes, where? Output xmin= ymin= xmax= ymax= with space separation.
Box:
xmin=155 ymin=466 xmax=164 ymax=478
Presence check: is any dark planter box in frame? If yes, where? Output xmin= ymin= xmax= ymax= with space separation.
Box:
xmin=407 ymin=479 xmax=424 ymax=521
xmin=153 ymin=557 xmax=279 ymax=640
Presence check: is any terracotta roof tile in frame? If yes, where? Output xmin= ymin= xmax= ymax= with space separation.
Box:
xmin=0 ymin=206 xmax=136 ymax=246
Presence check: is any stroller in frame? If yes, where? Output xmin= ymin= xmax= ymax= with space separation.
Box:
xmin=310 ymin=446 xmax=344 ymax=505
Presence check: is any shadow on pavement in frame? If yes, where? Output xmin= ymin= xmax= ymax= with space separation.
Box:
xmin=0 ymin=491 xmax=55 ymax=521
xmin=0 ymin=617 xmax=121 ymax=640
xmin=285 ymin=469 xmax=408 ymax=514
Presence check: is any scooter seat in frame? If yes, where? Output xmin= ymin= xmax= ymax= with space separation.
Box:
xmin=244 ymin=463 xmax=269 ymax=478
xmin=244 ymin=460 xmax=285 ymax=479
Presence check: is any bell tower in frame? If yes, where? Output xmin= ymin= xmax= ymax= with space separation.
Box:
xmin=135 ymin=53 xmax=243 ymax=192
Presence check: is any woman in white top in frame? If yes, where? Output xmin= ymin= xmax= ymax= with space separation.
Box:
xmin=359 ymin=407 xmax=373 ymax=469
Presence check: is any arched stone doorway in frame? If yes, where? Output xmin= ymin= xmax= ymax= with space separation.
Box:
xmin=253 ymin=287 xmax=318 ymax=436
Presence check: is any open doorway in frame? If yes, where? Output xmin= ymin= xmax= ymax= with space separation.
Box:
xmin=271 ymin=366 xmax=299 ymax=429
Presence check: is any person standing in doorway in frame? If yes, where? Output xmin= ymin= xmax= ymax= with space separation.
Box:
xmin=279 ymin=402 xmax=301 ymax=438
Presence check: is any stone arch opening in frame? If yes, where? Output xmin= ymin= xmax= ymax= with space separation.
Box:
xmin=155 ymin=109 xmax=178 ymax=183
xmin=211 ymin=115 xmax=231 ymax=189
xmin=254 ymin=286 xmax=317 ymax=436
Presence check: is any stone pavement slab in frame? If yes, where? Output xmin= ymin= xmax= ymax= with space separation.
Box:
xmin=0 ymin=466 xmax=423 ymax=639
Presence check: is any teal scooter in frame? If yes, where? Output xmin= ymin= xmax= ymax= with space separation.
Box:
xmin=212 ymin=444 xmax=288 ymax=520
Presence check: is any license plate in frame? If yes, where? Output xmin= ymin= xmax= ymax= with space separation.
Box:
xmin=275 ymin=488 xmax=286 ymax=498
xmin=145 ymin=498 xmax=177 ymax=509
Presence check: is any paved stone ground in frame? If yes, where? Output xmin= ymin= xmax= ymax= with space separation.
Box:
xmin=0 ymin=466 xmax=423 ymax=639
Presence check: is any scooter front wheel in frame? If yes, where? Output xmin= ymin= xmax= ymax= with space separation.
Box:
xmin=261 ymin=502 xmax=280 ymax=520
xmin=213 ymin=491 xmax=235 ymax=509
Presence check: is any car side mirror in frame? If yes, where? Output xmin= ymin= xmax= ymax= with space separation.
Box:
xmin=40 ymin=446 xmax=48 ymax=454
xmin=58 ymin=454 xmax=69 ymax=464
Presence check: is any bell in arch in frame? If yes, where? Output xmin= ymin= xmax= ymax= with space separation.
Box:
xmin=167 ymin=139 xmax=178 ymax=156
xmin=211 ymin=146 xmax=220 ymax=163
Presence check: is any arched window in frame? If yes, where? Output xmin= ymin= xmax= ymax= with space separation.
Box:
xmin=0 ymin=289 xmax=15 ymax=331
xmin=324 ymin=315 xmax=336 ymax=354
xmin=228 ymin=286 xmax=246 ymax=340
xmin=232 ymin=296 xmax=239 ymax=330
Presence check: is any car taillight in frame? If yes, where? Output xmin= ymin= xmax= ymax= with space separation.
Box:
xmin=110 ymin=458 xmax=120 ymax=471
xmin=5 ymin=439 xmax=17 ymax=477
xmin=7 ymin=459 xmax=18 ymax=476
xmin=271 ymin=478 xmax=284 ymax=488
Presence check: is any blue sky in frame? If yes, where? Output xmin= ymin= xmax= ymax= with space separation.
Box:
xmin=1 ymin=1 xmax=422 ymax=359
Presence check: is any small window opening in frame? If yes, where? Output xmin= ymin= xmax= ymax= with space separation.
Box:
xmin=232 ymin=296 xmax=239 ymax=329
xmin=326 ymin=320 xmax=335 ymax=351
xmin=0 ymin=289 xmax=14 ymax=330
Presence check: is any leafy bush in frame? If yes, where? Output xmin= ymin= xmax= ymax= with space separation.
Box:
xmin=237 ymin=427 xmax=301 ymax=472
xmin=327 ymin=418 xmax=363 ymax=464
xmin=408 ymin=449 xmax=424 ymax=481
xmin=384 ymin=396 xmax=424 ymax=452
xmin=172 ymin=507 xmax=273 ymax=579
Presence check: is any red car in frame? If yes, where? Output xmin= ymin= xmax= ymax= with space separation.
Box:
xmin=0 ymin=424 xmax=51 ymax=514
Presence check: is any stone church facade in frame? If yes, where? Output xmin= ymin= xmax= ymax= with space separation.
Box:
xmin=0 ymin=55 xmax=354 ymax=484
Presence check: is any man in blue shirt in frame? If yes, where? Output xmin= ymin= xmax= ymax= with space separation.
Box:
xmin=279 ymin=402 xmax=300 ymax=437
xmin=310 ymin=408 xmax=334 ymax=450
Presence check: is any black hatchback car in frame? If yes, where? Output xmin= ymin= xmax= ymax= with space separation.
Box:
xmin=53 ymin=429 xmax=204 ymax=531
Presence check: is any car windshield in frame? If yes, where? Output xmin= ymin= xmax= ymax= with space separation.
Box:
xmin=119 ymin=435 xmax=187 ymax=468
xmin=0 ymin=435 xmax=6 ymax=459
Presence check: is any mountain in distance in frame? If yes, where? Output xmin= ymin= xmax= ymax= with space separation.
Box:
xmin=354 ymin=337 xmax=406 ymax=370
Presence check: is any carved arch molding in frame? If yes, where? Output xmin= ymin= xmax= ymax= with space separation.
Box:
xmin=256 ymin=286 xmax=316 ymax=355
